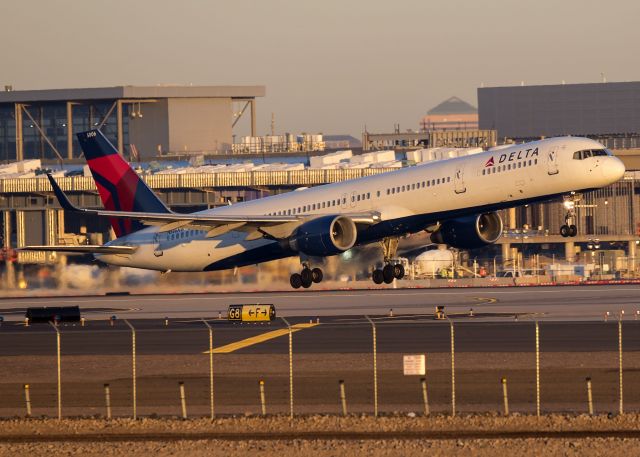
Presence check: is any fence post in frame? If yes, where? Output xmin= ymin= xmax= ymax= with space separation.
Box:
xmin=179 ymin=381 xmax=187 ymax=419
xmin=586 ymin=377 xmax=593 ymax=416
xmin=104 ymin=384 xmax=112 ymax=419
xmin=448 ymin=319 xmax=456 ymax=416
xmin=619 ymin=318 xmax=623 ymax=415
xmin=49 ymin=322 xmax=62 ymax=420
xmin=420 ymin=377 xmax=429 ymax=416
xmin=123 ymin=319 xmax=137 ymax=420
xmin=339 ymin=380 xmax=348 ymax=416
xmin=535 ymin=320 xmax=540 ymax=417
xmin=281 ymin=317 xmax=294 ymax=419
xmin=23 ymin=384 xmax=31 ymax=417
xmin=501 ymin=377 xmax=509 ymax=416
xmin=201 ymin=318 xmax=215 ymax=419
xmin=365 ymin=316 xmax=378 ymax=417
xmin=259 ymin=380 xmax=266 ymax=416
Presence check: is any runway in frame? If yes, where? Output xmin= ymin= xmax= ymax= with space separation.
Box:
xmin=0 ymin=284 xmax=638 ymax=321
xmin=0 ymin=316 xmax=638 ymax=356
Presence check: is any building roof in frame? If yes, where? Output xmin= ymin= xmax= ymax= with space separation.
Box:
xmin=0 ymin=85 xmax=266 ymax=103
xmin=427 ymin=96 xmax=477 ymax=115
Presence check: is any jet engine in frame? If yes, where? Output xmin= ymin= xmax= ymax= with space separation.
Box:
xmin=289 ymin=215 xmax=358 ymax=257
xmin=430 ymin=212 xmax=503 ymax=249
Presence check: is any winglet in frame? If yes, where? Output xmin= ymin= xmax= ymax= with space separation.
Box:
xmin=47 ymin=174 xmax=80 ymax=212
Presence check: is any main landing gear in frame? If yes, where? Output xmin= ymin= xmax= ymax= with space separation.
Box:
xmin=372 ymin=237 xmax=405 ymax=285
xmin=560 ymin=193 xmax=580 ymax=238
xmin=290 ymin=265 xmax=323 ymax=289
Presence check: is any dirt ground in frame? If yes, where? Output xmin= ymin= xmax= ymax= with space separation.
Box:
xmin=0 ymin=415 xmax=639 ymax=456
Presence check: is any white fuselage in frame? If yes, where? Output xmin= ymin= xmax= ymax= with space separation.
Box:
xmin=97 ymin=137 xmax=625 ymax=271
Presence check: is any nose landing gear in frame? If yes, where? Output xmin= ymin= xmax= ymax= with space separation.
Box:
xmin=560 ymin=193 xmax=580 ymax=238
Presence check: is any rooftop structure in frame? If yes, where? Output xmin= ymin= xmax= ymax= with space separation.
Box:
xmin=420 ymin=96 xmax=479 ymax=131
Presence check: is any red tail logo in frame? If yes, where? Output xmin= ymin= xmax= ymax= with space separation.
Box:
xmin=485 ymin=157 xmax=495 ymax=167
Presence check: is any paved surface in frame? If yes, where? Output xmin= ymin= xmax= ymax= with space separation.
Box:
xmin=0 ymin=285 xmax=638 ymax=321
xmin=0 ymin=317 xmax=637 ymax=355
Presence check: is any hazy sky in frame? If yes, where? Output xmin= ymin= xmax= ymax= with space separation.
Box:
xmin=2 ymin=0 xmax=639 ymax=137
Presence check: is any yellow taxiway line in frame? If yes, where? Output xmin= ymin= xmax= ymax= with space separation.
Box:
xmin=205 ymin=323 xmax=318 ymax=354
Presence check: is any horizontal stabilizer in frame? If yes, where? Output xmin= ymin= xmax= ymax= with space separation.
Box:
xmin=19 ymin=245 xmax=137 ymax=255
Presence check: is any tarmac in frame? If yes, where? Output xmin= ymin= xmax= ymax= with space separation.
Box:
xmin=0 ymin=284 xmax=638 ymax=321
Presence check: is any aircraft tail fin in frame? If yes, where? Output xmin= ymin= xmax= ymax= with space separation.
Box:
xmin=76 ymin=130 xmax=170 ymax=237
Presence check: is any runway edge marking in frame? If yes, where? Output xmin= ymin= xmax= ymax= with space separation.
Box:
xmin=205 ymin=323 xmax=318 ymax=354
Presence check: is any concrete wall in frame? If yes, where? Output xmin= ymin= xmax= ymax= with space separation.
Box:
xmin=478 ymin=82 xmax=640 ymax=139
xmin=168 ymin=98 xmax=233 ymax=153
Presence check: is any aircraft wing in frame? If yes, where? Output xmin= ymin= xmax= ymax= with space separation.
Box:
xmin=47 ymin=174 xmax=380 ymax=239
xmin=19 ymin=245 xmax=137 ymax=255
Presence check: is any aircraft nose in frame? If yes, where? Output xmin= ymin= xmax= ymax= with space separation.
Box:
xmin=603 ymin=157 xmax=625 ymax=182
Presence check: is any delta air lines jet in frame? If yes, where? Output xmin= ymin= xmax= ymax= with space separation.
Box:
xmin=24 ymin=130 xmax=625 ymax=288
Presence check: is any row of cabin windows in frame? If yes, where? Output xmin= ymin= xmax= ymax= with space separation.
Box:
xmin=268 ymin=197 xmax=346 ymax=216
xmin=266 ymin=175 xmax=452 ymax=216
xmin=268 ymin=192 xmax=378 ymax=216
xmin=481 ymin=159 xmax=538 ymax=176
xmin=386 ymin=176 xmax=451 ymax=196
xmin=168 ymin=229 xmax=202 ymax=241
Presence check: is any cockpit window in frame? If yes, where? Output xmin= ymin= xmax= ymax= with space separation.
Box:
xmin=573 ymin=149 xmax=608 ymax=160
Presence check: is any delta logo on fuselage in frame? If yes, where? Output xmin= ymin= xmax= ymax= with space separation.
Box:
xmin=485 ymin=147 xmax=539 ymax=168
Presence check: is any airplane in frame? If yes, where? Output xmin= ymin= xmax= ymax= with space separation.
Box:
xmin=22 ymin=129 xmax=625 ymax=289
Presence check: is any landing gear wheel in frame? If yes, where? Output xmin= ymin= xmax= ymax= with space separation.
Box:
xmin=393 ymin=263 xmax=405 ymax=280
xmin=569 ymin=225 xmax=577 ymax=237
xmin=300 ymin=268 xmax=313 ymax=288
xmin=560 ymin=225 xmax=570 ymax=238
xmin=372 ymin=269 xmax=384 ymax=285
xmin=311 ymin=268 xmax=323 ymax=283
xmin=290 ymin=273 xmax=302 ymax=289
xmin=382 ymin=264 xmax=395 ymax=284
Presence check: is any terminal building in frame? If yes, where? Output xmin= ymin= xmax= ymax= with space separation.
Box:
xmin=0 ymin=85 xmax=265 ymax=162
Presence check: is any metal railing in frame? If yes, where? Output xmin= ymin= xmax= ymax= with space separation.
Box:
xmin=0 ymin=168 xmax=397 ymax=194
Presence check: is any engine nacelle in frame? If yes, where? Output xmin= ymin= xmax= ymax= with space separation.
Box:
xmin=289 ymin=215 xmax=357 ymax=257
xmin=430 ymin=212 xmax=503 ymax=249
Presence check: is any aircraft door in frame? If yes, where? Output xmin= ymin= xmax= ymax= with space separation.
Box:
xmin=547 ymin=148 xmax=559 ymax=175
xmin=454 ymin=164 xmax=466 ymax=194
xmin=341 ymin=193 xmax=348 ymax=209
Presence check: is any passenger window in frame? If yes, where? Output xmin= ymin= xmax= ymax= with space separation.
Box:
xmin=367 ymin=192 xmax=370 ymax=199
xmin=437 ymin=178 xmax=440 ymax=184
xmin=534 ymin=159 xmax=538 ymax=165
xmin=357 ymin=195 xmax=361 ymax=201
xmin=447 ymin=177 xmax=451 ymax=182
xmin=427 ymin=181 xmax=430 ymax=187
xmin=377 ymin=191 xmax=380 ymax=197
